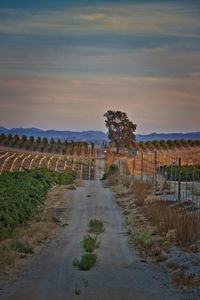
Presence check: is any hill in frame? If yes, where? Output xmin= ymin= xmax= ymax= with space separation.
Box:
xmin=0 ymin=127 xmax=200 ymax=143
xmin=0 ymin=127 xmax=108 ymax=143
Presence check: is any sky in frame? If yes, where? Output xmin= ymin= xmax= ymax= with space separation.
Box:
xmin=0 ymin=0 xmax=200 ymax=134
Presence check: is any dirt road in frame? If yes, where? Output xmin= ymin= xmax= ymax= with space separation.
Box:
xmin=1 ymin=181 xmax=184 ymax=300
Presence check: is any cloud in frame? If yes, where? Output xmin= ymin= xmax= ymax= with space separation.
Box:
xmin=77 ymin=13 xmax=105 ymax=21
xmin=0 ymin=3 xmax=199 ymax=37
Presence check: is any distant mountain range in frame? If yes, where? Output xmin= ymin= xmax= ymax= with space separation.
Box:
xmin=0 ymin=127 xmax=200 ymax=143
xmin=0 ymin=127 xmax=108 ymax=143
xmin=136 ymin=132 xmax=200 ymax=142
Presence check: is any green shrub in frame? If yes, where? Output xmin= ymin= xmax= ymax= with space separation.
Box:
xmin=89 ymin=219 xmax=104 ymax=234
xmin=131 ymin=228 xmax=152 ymax=249
xmin=126 ymin=214 xmax=136 ymax=227
xmin=0 ymin=167 xmax=77 ymax=239
xmin=82 ymin=235 xmax=99 ymax=253
xmin=101 ymin=164 xmax=118 ymax=180
xmin=73 ymin=253 xmax=97 ymax=270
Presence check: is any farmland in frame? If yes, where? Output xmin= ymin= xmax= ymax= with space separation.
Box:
xmin=0 ymin=150 xmax=98 ymax=180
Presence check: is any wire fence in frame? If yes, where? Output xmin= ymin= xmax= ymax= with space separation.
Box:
xmin=117 ymin=150 xmax=200 ymax=207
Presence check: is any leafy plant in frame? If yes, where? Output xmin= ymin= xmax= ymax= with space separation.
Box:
xmin=82 ymin=235 xmax=99 ymax=253
xmin=73 ymin=253 xmax=97 ymax=270
xmin=131 ymin=228 xmax=152 ymax=249
xmin=125 ymin=214 xmax=136 ymax=227
xmin=88 ymin=219 xmax=104 ymax=234
xmin=0 ymin=167 xmax=77 ymax=239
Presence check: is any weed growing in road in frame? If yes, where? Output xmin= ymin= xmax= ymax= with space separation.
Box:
xmin=89 ymin=219 xmax=104 ymax=234
xmin=74 ymin=287 xmax=81 ymax=295
xmin=73 ymin=253 xmax=97 ymax=270
xmin=82 ymin=235 xmax=100 ymax=253
xmin=131 ymin=228 xmax=152 ymax=250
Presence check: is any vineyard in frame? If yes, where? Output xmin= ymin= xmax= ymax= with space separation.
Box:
xmin=0 ymin=151 xmax=98 ymax=180
xmin=0 ymin=133 xmax=89 ymax=155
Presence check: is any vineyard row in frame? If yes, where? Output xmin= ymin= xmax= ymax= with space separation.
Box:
xmin=0 ymin=151 xmax=96 ymax=180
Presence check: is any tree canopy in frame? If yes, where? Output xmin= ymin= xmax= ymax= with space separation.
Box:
xmin=104 ymin=110 xmax=137 ymax=153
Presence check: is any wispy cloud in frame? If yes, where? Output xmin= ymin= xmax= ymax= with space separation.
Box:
xmin=0 ymin=3 xmax=199 ymax=37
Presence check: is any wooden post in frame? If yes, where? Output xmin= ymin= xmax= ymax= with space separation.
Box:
xmin=178 ymin=157 xmax=181 ymax=205
xmin=132 ymin=155 xmax=135 ymax=179
xmin=154 ymin=151 xmax=157 ymax=185
xmin=141 ymin=152 xmax=143 ymax=181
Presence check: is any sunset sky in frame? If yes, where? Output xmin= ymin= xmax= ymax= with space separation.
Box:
xmin=0 ymin=0 xmax=200 ymax=134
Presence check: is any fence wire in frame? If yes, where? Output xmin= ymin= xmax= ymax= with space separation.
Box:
xmin=117 ymin=151 xmax=200 ymax=207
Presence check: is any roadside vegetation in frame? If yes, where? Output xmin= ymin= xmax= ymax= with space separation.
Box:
xmin=104 ymin=165 xmax=200 ymax=290
xmin=0 ymin=167 xmax=77 ymax=239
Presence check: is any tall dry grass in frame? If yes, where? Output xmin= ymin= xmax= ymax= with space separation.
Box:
xmin=145 ymin=201 xmax=200 ymax=244
xmin=131 ymin=179 xmax=153 ymax=206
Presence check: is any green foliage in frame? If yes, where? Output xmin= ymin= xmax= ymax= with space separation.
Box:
xmin=160 ymin=164 xmax=200 ymax=181
xmin=132 ymin=228 xmax=152 ymax=249
xmin=88 ymin=219 xmax=104 ymax=234
xmin=125 ymin=214 xmax=136 ymax=226
xmin=73 ymin=253 xmax=97 ymax=270
xmin=101 ymin=164 xmax=118 ymax=180
xmin=0 ymin=167 xmax=77 ymax=239
xmin=82 ymin=235 xmax=99 ymax=253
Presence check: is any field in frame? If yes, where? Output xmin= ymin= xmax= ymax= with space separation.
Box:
xmin=0 ymin=150 xmax=98 ymax=180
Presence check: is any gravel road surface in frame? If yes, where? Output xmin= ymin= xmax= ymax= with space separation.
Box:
xmin=1 ymin=181 xmax=185 ymax=300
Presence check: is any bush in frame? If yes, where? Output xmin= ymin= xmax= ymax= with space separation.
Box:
xmin=101 ymin=164 xmax=118 ymax=180
xmin=73 ymin=253 xmax=97 ymax=270
xmin=89 ymin=219 xmax=104 ymax=234
xmin=82 ymin=235 xmax=99 ymax=253
xmin=131 ymin=228 xmax=152 ymax=249
xmin=0 ymin=167 xmax=77 ymax=239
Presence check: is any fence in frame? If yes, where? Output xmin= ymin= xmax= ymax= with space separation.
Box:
xmin=116 ymin=150 xmax=200 ymax=207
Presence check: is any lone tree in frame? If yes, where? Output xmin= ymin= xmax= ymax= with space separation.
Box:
xmin=104 ymin=110 xmax=137 ymax=153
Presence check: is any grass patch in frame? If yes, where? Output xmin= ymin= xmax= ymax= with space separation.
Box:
xmin=0 ymin=245 xmax=16 ymax=265
xmin=73 ymin=253 xmax=97 ymax=270
xmin=131 ymin=179 xmax=152 ymax=206
xmin=82 ymin=235 xmax=100 ymax=253
xmin=131 ymin=228 xmax=152 ymax=250
xmin=67 ymin=185 xmax=76 ymax=190
xmin=89 ymin=219 xmax=104 ymax=234
xmin=172 ymin=271 xmax=200 ymax=288
xmin=125 ymin=214 xmax=136 ymax=227
xmin=9 ymin=240 xmax=34 ymax=254
xmin=144 ymin=201 xmax=200 ymax=244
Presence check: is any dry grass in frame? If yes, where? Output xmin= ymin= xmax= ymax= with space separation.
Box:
xmin=108 ymin=175 xmax=119 ymax=186
xmin=144 ymin=201 xmax=200 ymax=244
xmin=122 ymin=176 xmax=132 ymax=188
xmin=0 ymin=185 xmax=70 ymax=280
xmin=172 ymin=271 xmax=200 ymax=288
xmin=74 ymin=179 xmax=85 ymax=187
xmin=131 ymin=180 xmax=153 ymax=206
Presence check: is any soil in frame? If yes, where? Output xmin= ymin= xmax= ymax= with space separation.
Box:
xmin=0 ymin=181 xmax=190 ymax=300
